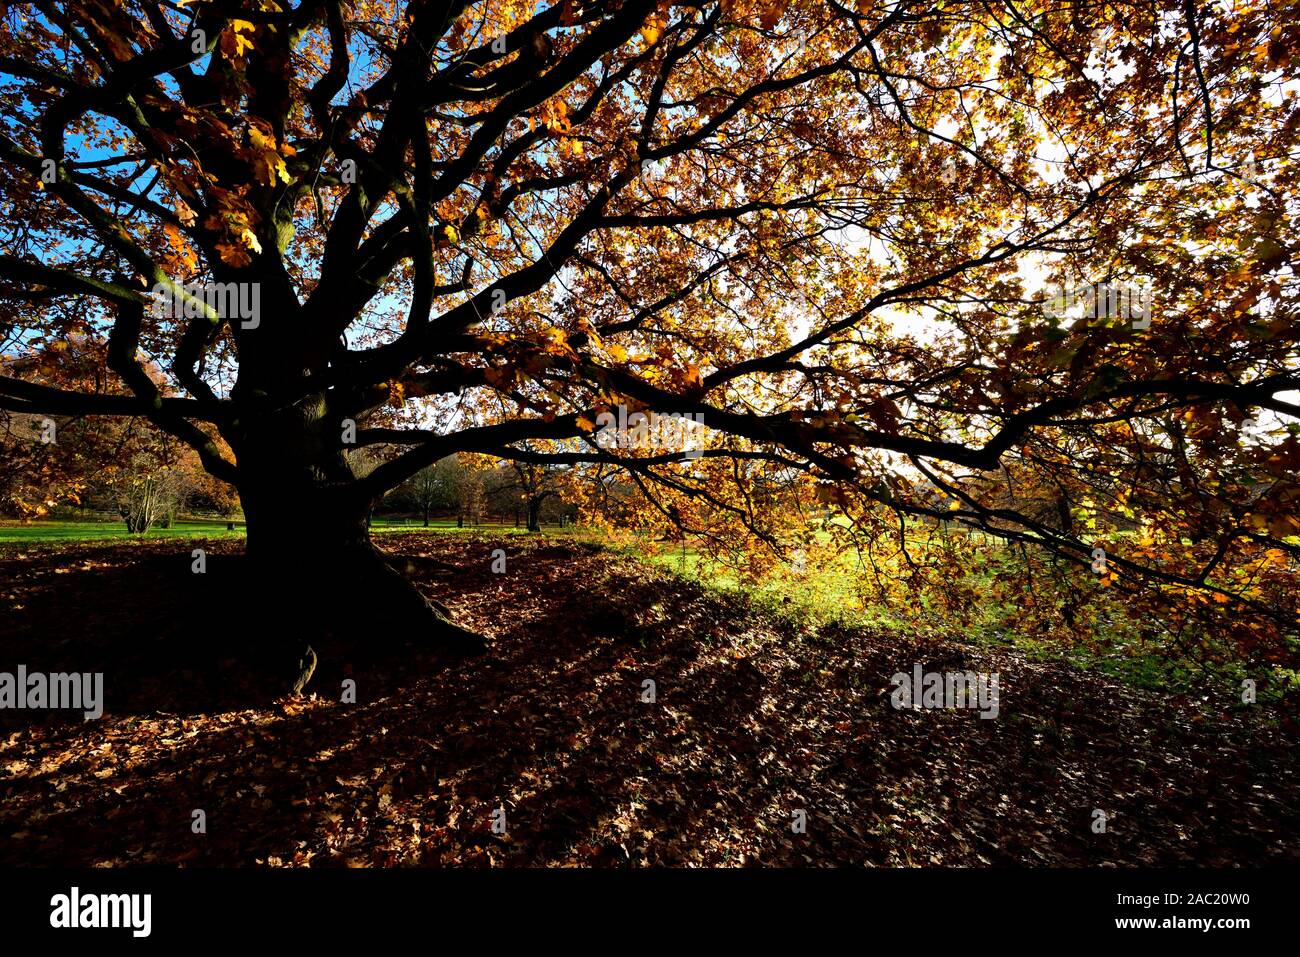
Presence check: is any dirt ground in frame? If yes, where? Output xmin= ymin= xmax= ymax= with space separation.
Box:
xmin=1 ymin=534 xmax=1296 ymax=866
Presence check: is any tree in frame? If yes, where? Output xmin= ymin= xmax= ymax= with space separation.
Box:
xmin=1 ymin=1 xmax=1296 ymax=667
xmin=93 ymin=427 xmax=218 ymax=532
xmin=397 ymin=456 xmax=461 ymax=526
xmin=483 ymin=449 xmax=570 ymax=531
xmin=1 ymin=334 xmax=231 ymax=520
xmin=457 ymin=462 xmax=486 ymax=527
xmin=109 ymin=462 xmax=188 ymax=532
xmin=0 ymin=407 xmax=83 ymax=517
xmin=1 ymin=341 xmax=116 ymax=517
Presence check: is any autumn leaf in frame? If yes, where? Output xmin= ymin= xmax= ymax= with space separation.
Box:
xmin=220 ymin=19 xmax=256 ymax=58
xmin=215 ymin=242 xmax=252 ymax=267
xmin=640 ymin=15 xmax=663 ymax=46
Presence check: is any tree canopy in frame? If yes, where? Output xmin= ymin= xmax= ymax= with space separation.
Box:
xmin=0 ymin=0 xmax=1297 ymax=656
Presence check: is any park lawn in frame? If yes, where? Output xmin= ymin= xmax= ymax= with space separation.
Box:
xmin=0 ymin=517 xmax=1258 ymax=700
xmin=0 ymin=516 xmax=547 ymax=543
xmin=0 ymin=519 xmax=245 ymax=543
xmin=629 ymin=534 xmax=1253 ymax=699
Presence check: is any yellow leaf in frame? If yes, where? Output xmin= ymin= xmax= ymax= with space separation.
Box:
xmin=232 ymin=19 xmax=255 ymax=55
xmin=221 ymin=19 xmax=256 ymax=58
xmin=216 ymin=242 xmax=252 ymax=268
xmin=248 ymin=127 xmax=275 ymax=151
xmin=256 ymin=151 xmax=290 ymax=185
xmin=164 ymin=223 xmax=198 ymax=271
xmin=640 ymin=16 xmax=663 ymax=45
xmin=237 ymin=228 xmax=262 ymax=254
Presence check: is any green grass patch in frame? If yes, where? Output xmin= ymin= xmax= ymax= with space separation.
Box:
xmin=0 ymin=519 xmax=245 ymax=543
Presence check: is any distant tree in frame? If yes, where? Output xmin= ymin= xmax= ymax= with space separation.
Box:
xmin=108 ymin=462 xmax=189 ymax=533
xmin=399 ymin=457 xmax=461 ymax=526
xmin=458 ymin=466 xmax=486 ymax=527
xmin=1 ymin=338 xmax=236 ymax=522
xmin=486 ymin=455 xmax=569 ymax=532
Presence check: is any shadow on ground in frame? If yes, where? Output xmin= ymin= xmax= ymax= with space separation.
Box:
xmin=0 ymin=535 xmax=1296 ymax=866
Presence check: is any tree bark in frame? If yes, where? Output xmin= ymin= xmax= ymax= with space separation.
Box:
xmin=231 ymin=406 xmax=486 ymax=691
xmin=244 ymin=480 xmax=482 ymax=628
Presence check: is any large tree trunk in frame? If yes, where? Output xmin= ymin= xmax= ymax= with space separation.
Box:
xmin=232 ymin=403 xmax=486 ymax=692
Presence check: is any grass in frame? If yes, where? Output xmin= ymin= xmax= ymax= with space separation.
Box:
xmin=628 ymin=533 xmax=1277 ymax=700
xmin=0 ymin=519 xmax=245 ymax=543
xmin=2 ymin=515 xmax=1279 ymax=701
xmin=0 ymin=516 xmax=580 ymax=543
